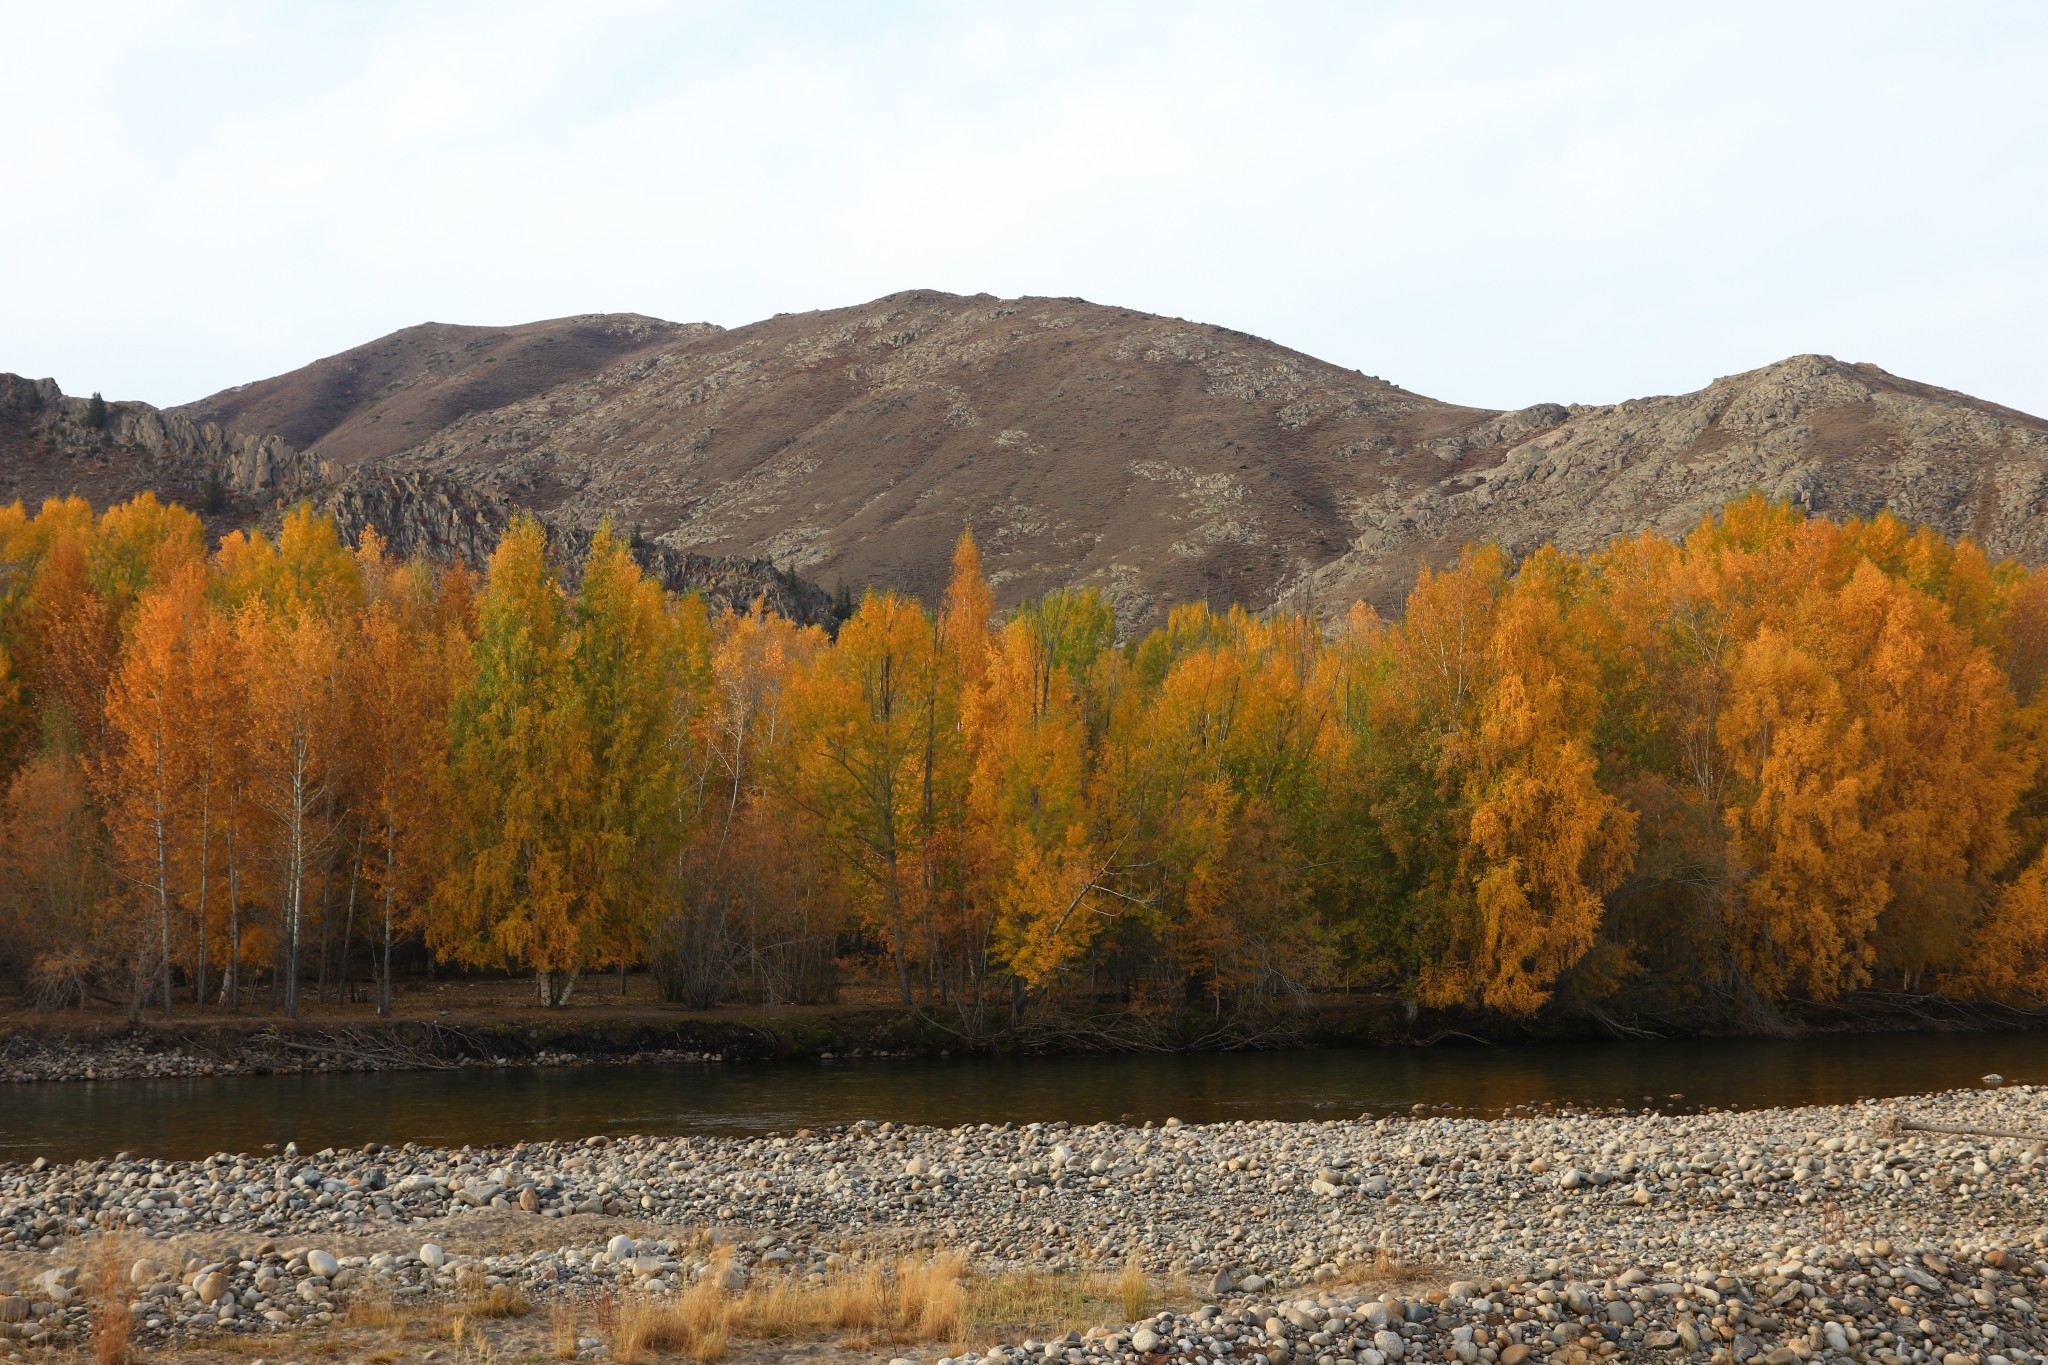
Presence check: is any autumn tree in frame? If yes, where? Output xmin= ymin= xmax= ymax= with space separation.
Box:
xmin=784 ymin=589 xmax=942 ymax=1005
xmin=350 ymin=535 xmax=463 ymax=1015
xmin=239 ymin=602 xmax=345 ymax=1018
xmin=436 ymin=517 xmax=585 ymax=1003
xmin=93 ymin=563 xmax=207 ymax=1018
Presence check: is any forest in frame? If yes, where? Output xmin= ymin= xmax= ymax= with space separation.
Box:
xmin=3 ymin=490 xmax=2048 ymax=1033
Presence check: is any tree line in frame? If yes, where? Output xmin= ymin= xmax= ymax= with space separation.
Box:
xmin=4 ymin=491 xmax=2048 ymax=1028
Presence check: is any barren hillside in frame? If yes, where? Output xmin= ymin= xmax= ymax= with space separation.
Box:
xmin=9 ymin=291 xmax=2048 ymax=629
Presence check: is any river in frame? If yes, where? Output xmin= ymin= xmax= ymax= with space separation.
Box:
xmin=3 ymin=1030 xmax=2043 ymax=1164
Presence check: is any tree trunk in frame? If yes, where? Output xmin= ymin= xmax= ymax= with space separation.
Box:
xmin=339 ymin=841 xmax=362 ymax=1006
xmin=153 ymin=777 xmax=174 ymax=1021
xmin=192 ymin=755 xmax=213 ymax=1012
xmin=378 ymin=830 xmax=398 ymax=1017
xmin=222 ymin=812 xmax=241 ymax=1014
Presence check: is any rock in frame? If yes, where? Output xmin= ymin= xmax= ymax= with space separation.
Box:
xmin=1374 ymin=1328 xmax=1406 ymax=1359
xmin=607 ymin=1234 xmax=637 ymax=1261
xmin=305 ymin=1249 xmax=339 ymax=1278
xmin=518 ymin=1185 xmax=539 ymax=1213
xmin=715 ymin=1263 xmax=748 ymax=1293
xmin=1499 ymin=1346 xmax=1529 ymax=1365
xmin=195 ymin=1272 xmax=229 ymax=1306
xmin=905 ymin=1156 xmax=927 ymax=1176
xmin=1605 ymin=1300 xmax=1634 ymax=1326
xmin=1131 ymin=1327 xmax=1162 ymax=1353
xmin=418 ymin=1243 xmax=446 ymax=1270
xmin=1204 ymin=1267 xmax=1236 ymax=1297
xmin=0 ymin=1298 xmax=28 ymax=1324
xmin=129 ymin=1259 xmax=160 ymax=1286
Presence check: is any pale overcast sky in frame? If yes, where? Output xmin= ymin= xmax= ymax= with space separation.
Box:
xmin=5 ymin=1 xmax=2044 ymax=416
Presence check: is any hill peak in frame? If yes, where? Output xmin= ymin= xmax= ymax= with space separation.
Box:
xmin=10 ymin=294 xmax=2048 ymax=629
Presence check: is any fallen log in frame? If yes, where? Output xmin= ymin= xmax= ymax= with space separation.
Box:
xmin=1894 ymin=1119 xmax=2048 ymax=1143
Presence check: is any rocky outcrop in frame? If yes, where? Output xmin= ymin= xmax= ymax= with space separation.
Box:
xmin=0 ymin=376 xmax=835 ymax=627
xmin=1308 ymin=354 xmax=2048 ymax=607
xmin=0 ymin=372 xmax=322 ymax=511
xmin=313 ymin=467 xmax=833 ymax=624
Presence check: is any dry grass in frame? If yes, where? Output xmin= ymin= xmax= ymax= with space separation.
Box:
xmin=447 ymin=1312 xmax=500 ymax=1364
xmin=732 ymin=1272 xmax=812 ymax=1338
xmin=819 ymin=1262 xmax=889 ymax=1333
xmin=550 ymin=1300 xmax=579 ymax=1361
xmin=897 ymin=1250 xmax=969 ymax=1342
xmin=1118 ymin=1258 xmax=1150 ymax=1321
xmin=347 ymin=1278 xmax=403 ymax=1332
xmin=1324 ymin=1247 xmax=1443 ymax=1293
xmin=968 ymin=1262 xmax=1185 ymax=1339
xmin=610 ymin=1296 xmax=652 ymax=1365
xmin=462 ymin=1282 xmax=534 ymax=1320
xmin=86 ymin=1234 xmax=136 ymax=1365
xmin=644 ymin=1277 xmax=734 ymax=1361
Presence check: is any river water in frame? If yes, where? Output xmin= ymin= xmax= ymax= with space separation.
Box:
xmin=4 ymin=1030 xmax=2043 ymax=1164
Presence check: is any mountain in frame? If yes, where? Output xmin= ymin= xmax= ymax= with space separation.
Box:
xmin=176 ymin=314 xmax=705 ymax=469
xmin=6 ymin=291 xmax=2048 ymax=630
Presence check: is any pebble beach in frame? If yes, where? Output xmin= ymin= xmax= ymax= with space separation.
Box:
xmin=3 ymin=1082 xmax=2046 ymax=1364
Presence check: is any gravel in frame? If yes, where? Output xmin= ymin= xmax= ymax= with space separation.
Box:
xmin=3 ymin=1081 xmax=2046 ymax=1363
xmin=0 ymin=1032 xmax=735 ymax=1084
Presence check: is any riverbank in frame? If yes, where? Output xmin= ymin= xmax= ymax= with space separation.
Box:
xmin=3 ymin=1085 xmax=2047 ymax=1363
xmin=4 ymin=983 xmax=2044 ymax=1086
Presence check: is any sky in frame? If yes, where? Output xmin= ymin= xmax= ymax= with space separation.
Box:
xmin=5 ymin=1 xmax=2045 ymax=416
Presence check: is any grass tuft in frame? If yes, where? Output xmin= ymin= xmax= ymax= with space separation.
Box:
xmin=347 ymin=1278 xmax=403 ymax=1332
xmin=1118 ymin=1258 xmax=1150 ymax=1321
xmin=87 ymin=1234 xmax=136 ymax=1365
xmin=463 ymin=1282 xmax=533 ymax=1320
xmin=550 ymin=1299 xmax=579 ymax=1361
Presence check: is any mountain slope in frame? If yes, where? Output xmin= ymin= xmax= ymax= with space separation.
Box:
xmin=178 ymin=313 xmax=705 ymax=469
xmin=1311 ymin=353 xmax=2048 ymax=607
xmin=10 ymin=291 xmax=2048 ymax=630
xmin=212 ymin=289 xmax=1499 ymax=623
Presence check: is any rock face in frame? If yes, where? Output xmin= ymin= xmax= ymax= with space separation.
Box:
xmin=0 ymin=372 xmax=325 ymax=522
xmin=1308 ymin=353 xmax=2048 ymax=611
xmin=11 ymin=294 xmax=2048 ymax=630
xmin=0 ymin=373 xmax=835 ymax=628
xmin=310 ymin=467 xmax=832 ymax=623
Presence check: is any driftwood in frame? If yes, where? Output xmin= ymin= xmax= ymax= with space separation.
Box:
xmin=1894 ymin=1118 xmax=2048 ymax=1144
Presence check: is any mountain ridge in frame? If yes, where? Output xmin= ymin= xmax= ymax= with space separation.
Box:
xmin=7 ymin=290 xmax=2048 ymax=629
